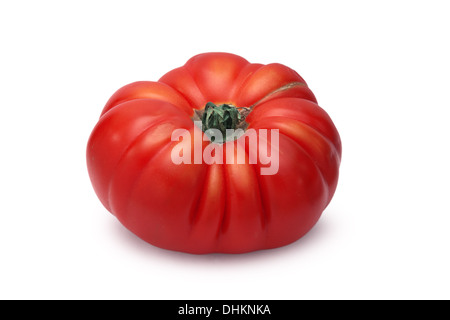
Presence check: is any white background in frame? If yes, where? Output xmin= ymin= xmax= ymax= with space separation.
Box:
xmin=1 ymin=1 xmax=449 ymax=300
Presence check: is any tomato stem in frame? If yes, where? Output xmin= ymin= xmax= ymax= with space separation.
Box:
xmin=201 ymin=102 xmax=242 ymax=142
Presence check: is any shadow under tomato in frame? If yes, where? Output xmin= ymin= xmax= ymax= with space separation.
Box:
xmin=108 ymin=211 xmax=333 ymax=265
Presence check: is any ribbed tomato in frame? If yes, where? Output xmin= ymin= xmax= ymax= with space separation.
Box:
xmin=87 ymin=52 xmax=341 ymax=254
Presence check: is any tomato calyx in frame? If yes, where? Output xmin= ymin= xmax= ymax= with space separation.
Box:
xmin=202 ymin=102 xmax=240 ymax=138
xmin=199 ymin=102 xmax=250 ymax=143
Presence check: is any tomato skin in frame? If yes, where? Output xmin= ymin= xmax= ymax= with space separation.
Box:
xmin=87 ymin=52 xmax=341 ymax=254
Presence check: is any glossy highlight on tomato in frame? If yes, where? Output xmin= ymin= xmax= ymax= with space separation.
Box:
xmin=86 ymin=52 xmax=342 ymax=254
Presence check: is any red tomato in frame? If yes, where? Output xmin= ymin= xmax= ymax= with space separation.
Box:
xmin=87 ymin=52 xmax=341 ymax=254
